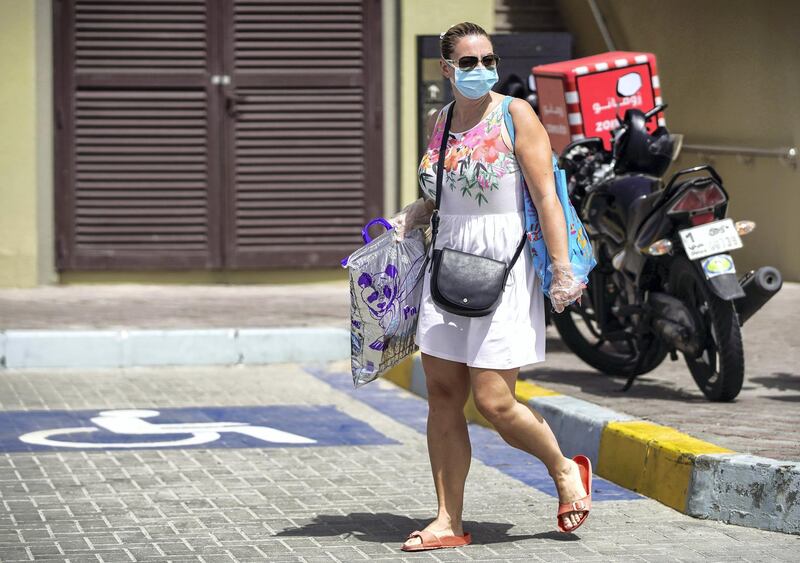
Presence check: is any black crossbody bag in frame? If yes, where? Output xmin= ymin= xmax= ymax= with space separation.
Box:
xmin=424 ymin=102 xmax=528 ymax=318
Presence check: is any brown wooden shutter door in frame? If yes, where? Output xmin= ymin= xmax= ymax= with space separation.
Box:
xmin=54 ymin=0 xmax=383 ymax=270
xmin=54 ymin=0 xmax=224 ymax=269
xmin=220 ymin=0 xmax=383 ymax=268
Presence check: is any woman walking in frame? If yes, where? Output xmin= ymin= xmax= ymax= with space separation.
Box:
xmin=390 ymin=22 xmax=591 ymax=551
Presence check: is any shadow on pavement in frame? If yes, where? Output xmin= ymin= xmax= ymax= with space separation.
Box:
xmin=545 ymin=336 xmax=571 ymax=353
xmin=530 ymin=530 xmax=581 ymax=541
xmin=749 ymin=372 xmax=800 ymax=392
xmin=273 ymin=512 xmax=575 ymax=545
xmin=520 ymin=367 xmax=709 ymax=403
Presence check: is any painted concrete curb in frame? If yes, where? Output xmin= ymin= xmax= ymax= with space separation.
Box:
xmin=0 ymin=328 xmax=349 ymax=369
xmin=383 ymin=352 xmax=799 ymax=535
xmin=688 ymin=453 xmax=800 ymax=533
xmin=530 ymin=395 xmax=635 ymax=467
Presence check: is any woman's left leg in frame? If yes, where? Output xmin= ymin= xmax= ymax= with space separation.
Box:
xmin=469 ymin=366 xmax=588 ymax=531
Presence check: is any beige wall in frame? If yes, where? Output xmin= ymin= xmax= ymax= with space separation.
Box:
xmin=0 ymin=0 xmax=55 ymax=287
xmin=398 ymin=0 xmax=495 ymax=209
xmin=557 ymin=0 xmax=800 ymax=280
xmin=0 ymin=0 xmax=49 ymax=287
xmin=6 ymin=0 xmax=795 ymax=286
xmin=35 ymin=0 xmax=56 ymax=286
xmin=382 ymin=0 xmax=400 ymax=218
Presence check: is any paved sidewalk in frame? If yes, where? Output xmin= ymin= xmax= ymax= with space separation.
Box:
xmin=1 ymin=282 xmax=797 ymax=461
xmin=521 ymin=282 xmax=800 ymax=461
xmin=0 ymin=361 xmax=797 ymax=562
xmin=0 ymin=283 xmax=350 ymax=331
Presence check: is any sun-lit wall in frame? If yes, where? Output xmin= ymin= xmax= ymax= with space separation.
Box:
xmin=4 ymin=0 xmax=795 ymax=286
xmin=557 ymin=0 xmax=800 ymax=279
xmin=0 ymin=0 xmax=54 ymax=287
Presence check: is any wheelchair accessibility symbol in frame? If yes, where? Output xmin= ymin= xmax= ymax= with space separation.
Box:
xmin=1 ymin=405 xmax=396 ymax=452
xmin=18 ymin=409 xmax=317 ymax=449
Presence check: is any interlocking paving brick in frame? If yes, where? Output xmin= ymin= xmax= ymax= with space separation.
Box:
xmin=0 ymin=363 xmax=797 ymax=562
xmin=521 ymin=307 xmax=800 ymax=462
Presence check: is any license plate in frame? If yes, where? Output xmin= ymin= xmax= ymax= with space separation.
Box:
xmin=678 ymin=219 xmax=742 ymax=260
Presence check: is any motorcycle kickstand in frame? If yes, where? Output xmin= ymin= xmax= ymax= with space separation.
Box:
xmin=621 ymin=373 xmax=638 ymax=392
xmin=618 ymin=333 xmax=649 ymax=393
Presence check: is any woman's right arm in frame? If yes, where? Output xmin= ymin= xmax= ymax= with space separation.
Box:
xmin=389 ymin=105 xmax=448 ymax=239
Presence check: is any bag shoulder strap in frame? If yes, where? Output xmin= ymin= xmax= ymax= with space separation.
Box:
xmin=502 ymin=96 xmax=560 ymax=172
xmin=434 ymin=102 xmax=455 ymax=212
xmin=502 ymin=96 xmax=515 ymax=147
xmin=423 ymin=102 xmax=455 ymax=272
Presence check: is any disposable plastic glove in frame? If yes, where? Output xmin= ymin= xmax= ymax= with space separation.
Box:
xmin=388 ymin=197 xmax=435 ymax=241
xmin=548 ymin=261 xmax=586 ymax=313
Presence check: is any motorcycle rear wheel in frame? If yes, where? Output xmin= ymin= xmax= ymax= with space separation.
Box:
xmin=552 ymin=295 xmax=667 ymax=377
xmin=668 ymin=257 xmax=744 ymax=402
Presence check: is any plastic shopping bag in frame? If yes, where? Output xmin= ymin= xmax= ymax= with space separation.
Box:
xmin=522 ymin=155 xmax=597 ymax=296
xmin=341 ymin=218 xmax=426 ymax=388
xmin=500 ymin=96 xmax=596 ymax=298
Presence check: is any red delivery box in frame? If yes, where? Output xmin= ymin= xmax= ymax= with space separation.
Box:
xmin=533 ymin=51 xmax=665 ymax=154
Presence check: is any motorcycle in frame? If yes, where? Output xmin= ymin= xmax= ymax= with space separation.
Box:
xmin=552 ymin=103 xmax=783 ymax=401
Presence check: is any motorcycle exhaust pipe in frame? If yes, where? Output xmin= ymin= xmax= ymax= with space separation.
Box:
xmin=648 ymin=292 xmax=702 ymax=357
xmin=734 ymin=266 xmax=782 ymax=325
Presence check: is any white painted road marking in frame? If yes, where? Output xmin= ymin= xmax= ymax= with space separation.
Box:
xmin=18 ymin=408 xmax=316 ymax=448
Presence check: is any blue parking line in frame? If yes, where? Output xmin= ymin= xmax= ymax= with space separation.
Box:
xmin=305 ymin=365 xmax=642 ymax=502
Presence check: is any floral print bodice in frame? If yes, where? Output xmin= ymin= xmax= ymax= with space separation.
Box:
xmin=418 ymin=99 xmax=523 ymax=215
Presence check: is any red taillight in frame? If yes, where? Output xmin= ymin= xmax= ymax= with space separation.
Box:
xmin=690 ymin=212 xmax=715 ymax=226
xmin=667 ymin=184 xmax=727 ymax=214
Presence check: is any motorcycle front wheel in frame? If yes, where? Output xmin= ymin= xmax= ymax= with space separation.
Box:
xmin=668 ymin=256 xmax=744 ymax=401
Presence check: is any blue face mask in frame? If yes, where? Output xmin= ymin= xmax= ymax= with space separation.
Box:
xmin=451 ymin=65 xmax=499 ymax=99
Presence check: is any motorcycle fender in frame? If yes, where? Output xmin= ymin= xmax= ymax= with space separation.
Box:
xmin=696 ymin=254 xmax=745 ymax=300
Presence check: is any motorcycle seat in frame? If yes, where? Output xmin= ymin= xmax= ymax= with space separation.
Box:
xmin=603 ymin=174 xmax=662 ymax=235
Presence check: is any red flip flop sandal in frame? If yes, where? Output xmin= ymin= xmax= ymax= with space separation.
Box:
xmin=557 ymin=454 xmax=592 ymax=533
xmin=400 ymin=529 xmax=472 ymax=552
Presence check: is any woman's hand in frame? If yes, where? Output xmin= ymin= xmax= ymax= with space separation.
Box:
xmin=388 ymin=213 xmax=408 ymax=240
xmin=389 ymin=197 xmax=434 ymax=241
xmin=548 ymin=262 xmax=585 ymax=313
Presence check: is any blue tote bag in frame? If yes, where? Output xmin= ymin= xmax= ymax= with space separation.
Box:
xmin=501 ymin=96 xmax=596 ymax=297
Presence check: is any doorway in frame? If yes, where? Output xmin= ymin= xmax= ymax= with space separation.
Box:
xmin=54 ymin=0 xmax=383 ymax=270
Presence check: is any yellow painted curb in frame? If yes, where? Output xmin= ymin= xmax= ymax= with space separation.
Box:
xmin=515 ymin=379 xmax=561 ymax=402
xmin=382 ymin=355 xmax=413 ymax=390
xmin=598 ymin=420 xmax=734 ymax=511
xmin=383 ymin=352 xmax=562 ymax=430
xmin=382 ymin=354 xmax=742 ymax=517
xmin=463 ymin=392 xmax=493 ymax=428
xmin=465 ymin=379 xmax=561 ymax=429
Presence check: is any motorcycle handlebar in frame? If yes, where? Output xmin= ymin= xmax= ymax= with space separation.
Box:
xmin=612 ymin=103 xmax=668 ymax=136
xmin=644 ymin=103 xmax=668 ymax=120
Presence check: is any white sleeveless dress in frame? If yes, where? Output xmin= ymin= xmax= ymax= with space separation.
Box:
xmin=414 ymin=97 xmax=546 ymax=369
